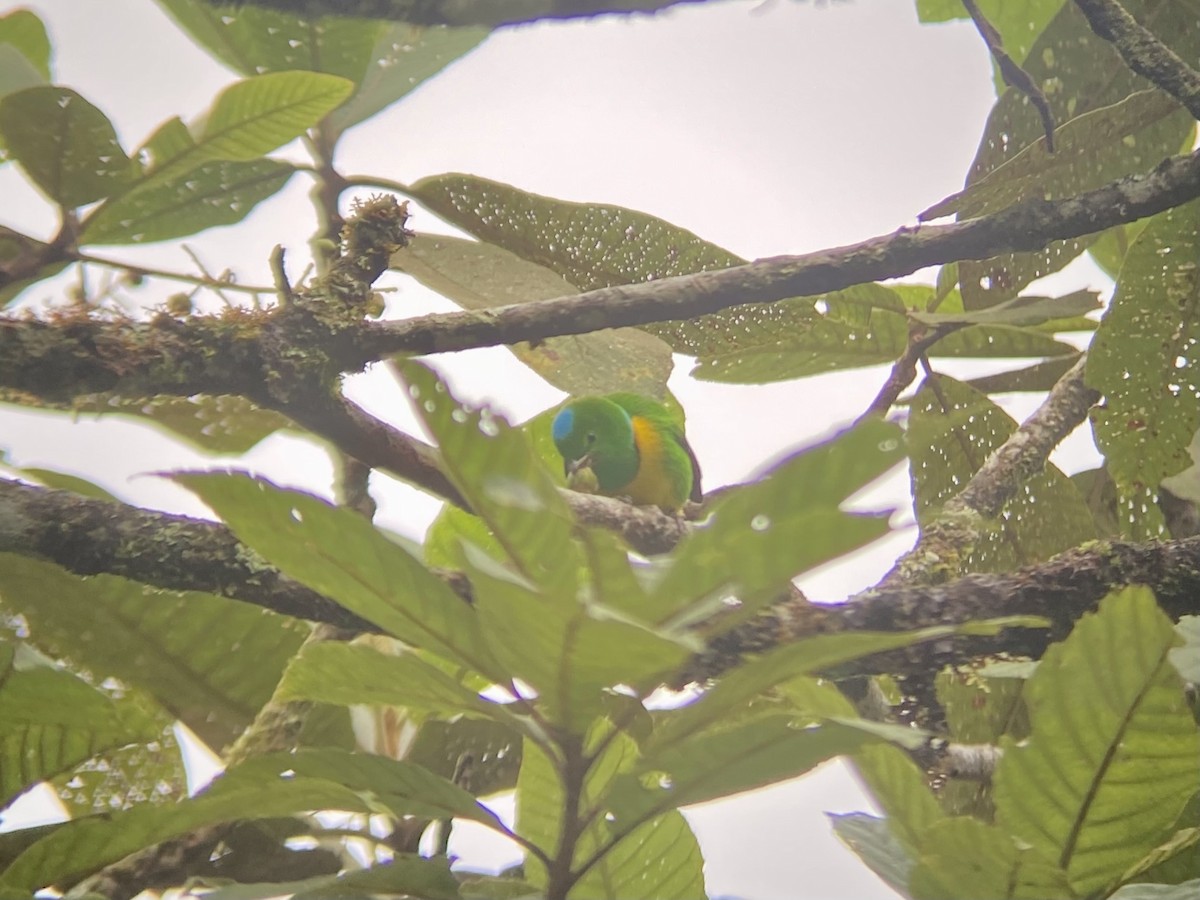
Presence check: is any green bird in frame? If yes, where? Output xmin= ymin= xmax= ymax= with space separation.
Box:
xmin=551 ymin=393 xmax=702 ymax=512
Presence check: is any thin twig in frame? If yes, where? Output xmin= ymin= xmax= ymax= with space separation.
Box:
xmin=73 ymin=252 xmax=273 ymax=296
xmin=1073 ymin=0 xmax=1200 ymax=119
xmin=962 ymin=0 xmax=1056 ymax=151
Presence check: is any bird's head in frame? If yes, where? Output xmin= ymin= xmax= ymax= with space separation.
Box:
xmin=551 ymin=397 xmax=638 ymax=493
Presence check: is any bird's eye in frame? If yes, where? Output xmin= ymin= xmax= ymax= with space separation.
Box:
xmin=585 ymin=432 xmax=597 ymax=444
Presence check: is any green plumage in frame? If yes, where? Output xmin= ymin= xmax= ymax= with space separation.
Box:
xmin=551 ymin=393 xmax=702 ymax=512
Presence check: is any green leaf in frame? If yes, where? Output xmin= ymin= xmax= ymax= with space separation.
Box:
xmin=915 ymin=0 xmax=1061 ymax=74
xmin=911 ymin=290 xmax=1100 ymax=328
xmin=993 ymin=587 xmax=1200 ymax=895
xmin=276 ymin=640 xmax=519 ymax=727
xmin=172 ymin=472 xmax=500 ymax=680
xmin=690 ymin=281 xmax=1077 ymax=384
xmin=0 ymin=641 xmax=161 ymax=811
xmin=155 ymin=0 xmax=383 ymax=79
xmin=954 ymin=0 xmax=1200 ymax=309
xmin=644 ymin=419 xmax=902 ymax=629
xmin=517 ymin=727 xmax=705 ymax=900
xmin=194 ymin=70 xmax=353 ymax=162
xmin=406 ymin=718 xmax=522 ymax=799
xmin=0 ymin=86 xmax=133 ymax=207
xmin=78 ymin=393 xmax=290 ymax=454
xmin=6 ymin=463 xmax=117 ymax=501
xmin=964 ymin=355 xmax=1082 ymax=395
xmin=1120 ymin=826 xmax=1200 ymax=888
xmin=76 ymin=71 xmax=350 ymax=245
xmin=690 ymin=295 xmax=892 ymax=383
xmin=606 ymin=717 xmax=871 ymax=831
xmin=325 ymin=25 xmax=489 ymax=134
xmin=226 ymin=749 xmax=509 ymax=828
xmin=650 ymin=621 xmax=1029 ymax=753
xmin=0 ymin=748 xmax=498 ymax=890
xmin=79 ymin=158 xmax=295 ymax=245
xmin=909 ymin=817 xmax=1071 ymax=900
xmin=830 ymin=813 xmax=915 ymax=898
xmin=1088 ymin=199 xmax=1200 ymax=540
xmin=395 ymin=359 xmax=580 ymax=595
xmin=52 ymin=725 xmax=185 ymax=818
xmin=0 ymin=228 xmax=68 ymax=307
xmin=0 ymin=10 xmax=51 ymax=82
xmin=1089 ymin=219 xmax=1151 ymax=280
xmin=0 ymin=555 xmax=308 ymax=753
xmin=467 ymin=560 xmax=691 ymax=733
xmin=923 ymin=90 xmax=1192 ymax=222
xmin=202 ymin=856 xmax=462 ymax=900
xmin=909 ymin=374 xmax=1096 ymax=573
xmin=424 ymin=504 xmax=508 ymax=570
xmin=929 ymin=324 xmax=1078 ymax=361
xmin=0 ymin=46 xmax=45 ymax=103
xmin=397 ymin=234 xmax=674 ymax=398
xmin=1110 ymin=880 xmax=1200 ymax=900
xmin=852 ymin=744 xmax=946 ymax=853
xmin=155 ymin=0 xmax=487 ymax=135
xmin=407 ymin=172 xmax=757 ymax=356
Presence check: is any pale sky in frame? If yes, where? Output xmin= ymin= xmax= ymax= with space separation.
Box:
xmin=0 ymin=2 xmax=1113 ymax=897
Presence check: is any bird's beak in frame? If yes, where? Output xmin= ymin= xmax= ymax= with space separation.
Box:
xmin=565 ymin=453 xmax=593 ymax=477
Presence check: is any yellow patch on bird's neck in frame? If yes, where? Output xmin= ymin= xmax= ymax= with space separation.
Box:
xmin=620 ymin=415 xmax=676 ymax=509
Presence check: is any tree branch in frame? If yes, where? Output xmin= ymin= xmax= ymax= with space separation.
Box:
xmin=7 ymin=149 xmax=1200 ymax=405
xmin=0 ymin=477 xmax=377 ymax=632
xmin=962 ymin=0 xmax=1056 ymax=151
xmin=6 ymin=474 xmax=1198 ymax=686
xmin=882 ymin=354 xmax=1098 ymax=589
xmin=1073 ymin=0 xmax=1200 ymax=119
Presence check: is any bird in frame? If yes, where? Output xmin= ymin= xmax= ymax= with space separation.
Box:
xmin=551 ymin=393 xmax=702 ymax=512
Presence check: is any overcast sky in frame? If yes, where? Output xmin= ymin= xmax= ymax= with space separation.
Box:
xmin=0 ymin=2 xmax=1113 ymax=897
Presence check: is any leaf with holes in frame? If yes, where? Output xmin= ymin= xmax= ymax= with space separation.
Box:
xmin=398 ymin=233 xmax=674 ymax=398
xmin=950 ymin=0 xmax=1200 ymax=309
xmin=407 ymin=172 xmax=785 ymax=357
xmin=1088 ymin=199 xmax=1200 ymax=540
xmin=0 ymin=641 xmax=161 ymax=812
xmin=908 ymin=374 xmax=1096 ymax=574
xmin=993 ymin=587 xmax=1200 ymax=895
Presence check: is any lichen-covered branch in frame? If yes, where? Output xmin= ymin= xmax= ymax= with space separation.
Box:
xmin=6 ymin=475 xmax=1199 ymax=686
xmin=0 ymin=477 xmax=377 ymax=632
xmin=203 ymin=0 xmax=709 ymax=28
xmin=350 ymin=148 xmax=1200 ymax=363
xmin=686 ymin=533 xmax=1200 ymax=683
xmin=6 ymin=150 xmax=1200 ymax=410
xmin=1074 ymin=0 xmax=1200 ymax=119
xmin=882 ymin=355 xmax=1098 ymax=589
xmin=963 ymin=0 xmax=1056 ymax=150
